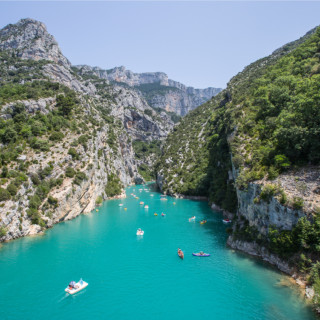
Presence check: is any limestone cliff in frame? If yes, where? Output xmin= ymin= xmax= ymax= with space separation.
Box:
xmin=74 ymin=65 xmax=221 ymax=116
xmin=0 ymin=18 xmax=173 ymax=242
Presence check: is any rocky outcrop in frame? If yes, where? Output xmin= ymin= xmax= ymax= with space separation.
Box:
xmin=0 ymin=18 xmax=70 ymax=68
xmin=236 ymin=182 xmax=306 ymax=235
xmin=74 ymin=65 xmax=221 ymax=116
xmin=1 ymin=97 xmax=56 ymax=115
xmin=227 ymin=237 xmax=293 ymax=274
xmin=110 ymin=86 xmax=173 ymax=141
xmin=0 ymin=18 xmax=95 ymax=94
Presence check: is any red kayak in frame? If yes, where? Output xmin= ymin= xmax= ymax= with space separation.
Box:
xmin=178 ymin=249 xmax=184 ymax=259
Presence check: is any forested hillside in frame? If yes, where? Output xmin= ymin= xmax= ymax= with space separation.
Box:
xmin=157 ymin=26 xmax=320 ymax=309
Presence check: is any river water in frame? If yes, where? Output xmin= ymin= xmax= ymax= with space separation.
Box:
xmin=0 ymin=185 xmax=315 ymax=319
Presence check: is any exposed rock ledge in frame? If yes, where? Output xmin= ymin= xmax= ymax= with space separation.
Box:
xmin=173 ymin=194 xmax=208 ymax=200
xmin=227 ymin=237 xmax=293 ymax=274
xmin=227 ymin=237 xmax=316 ymax=301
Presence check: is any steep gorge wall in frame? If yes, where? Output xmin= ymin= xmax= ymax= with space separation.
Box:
xmin=0 ymin=18 xmax=174 ymax=242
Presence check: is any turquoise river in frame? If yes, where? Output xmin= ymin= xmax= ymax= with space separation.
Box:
xmin=0 ymin=185 xmax=316 ymax=320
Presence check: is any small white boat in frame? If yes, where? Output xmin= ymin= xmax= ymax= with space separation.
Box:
xmin=139 ymin=201 xmax=144 ymax=205
xmin=119 ymin=204 xmax=123 ymax=207
xmin=223 ymin=219 xmax=232 ymax=224
xmin=144 ymin=205 xmax=149 ymax=209
xmin=189 ymin=216 xmax=196 ymax=222
xmin=150 ymin=194 xmax=154 ymax=197
xmin=65 ymin=279 xmax=88 ymax=295
xmin=136 ymin=228 xmax=144 ymax=236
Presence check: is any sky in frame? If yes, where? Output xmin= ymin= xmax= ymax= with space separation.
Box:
xmin=0 ymin=1 xmax=320 ymax=89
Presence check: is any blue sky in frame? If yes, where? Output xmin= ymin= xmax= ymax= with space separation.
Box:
xmin=0 ymin=1 xmax=320 ymax=88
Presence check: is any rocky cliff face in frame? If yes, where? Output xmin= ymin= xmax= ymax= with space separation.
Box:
xmin=0 ymin=18 xmax=95 ymax=94
xmin=0 ymin=18 xmax=174 ymax=242
xmin=74 ymin=65 xmax=221 ymax=116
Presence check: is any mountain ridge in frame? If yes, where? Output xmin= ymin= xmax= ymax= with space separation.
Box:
xmin=74 ymin=64 xmax=221 ymax=116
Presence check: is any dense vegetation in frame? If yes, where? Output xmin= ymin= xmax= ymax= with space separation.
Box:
xmin=157 ymin=26 xmax=320 ymax=211
xmin=232 ymin=27 xmax=320 ymax=187
xmin=133 ymin=140 xmax=161 ymax=181
xmin=157 ymin=25 xmax=320 ymax=310
xmin=105 ymin=173 xmax=123 ymax=197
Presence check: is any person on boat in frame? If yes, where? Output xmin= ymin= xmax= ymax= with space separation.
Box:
xmin=199 ymin=251 xmax=204 ymax=256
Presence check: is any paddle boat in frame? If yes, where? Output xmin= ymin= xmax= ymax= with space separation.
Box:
xmin=154 ymin=213 xmax=158 ymax=216
xmin=150 ymin=194 xmax=154 ymax=197
xmin=173 ymin=202 xmax=176 ymax=205
xmin=95 ymin=209 xmax=99 ymax=212
xmin=144 ymin=205 xmax=149 ymax=209
xmin=161 ymin=213 xmax=166 ymax=217
xmin=65 ymin=279 xmax=88 ymax=294
xmin=178 ymin=248 xmax=184 ymax=259
xmin=160 ymin=195 xmax=168 ymax=201
xmin=189 ymin=216 xmax=196 ymax=222
xmin=139 ymin=201 xmax=144 ymax=205
xmin=124 ymin=207 xmax=127 ymax=211
xmin=192 ymin=252 xmax=210 ymax=257
xmin=136 ymin=228 xmax=144 ymax=236
xmin=222 ymin=219 xmax=232 ymax=224
xmin=200 ymin=220 xmax=207 ymax=225
xmin=119 ymin=204 xmax=123 ymax=207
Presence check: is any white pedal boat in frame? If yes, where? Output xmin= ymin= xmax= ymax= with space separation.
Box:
xmin=65 ymin=280 xmax=88 ymax=294
xmin=136 ymin=228 xmax=144 ymax=236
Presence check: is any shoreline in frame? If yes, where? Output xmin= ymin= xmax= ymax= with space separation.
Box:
xmin=227 ymin=237 xmax=315 ymax=306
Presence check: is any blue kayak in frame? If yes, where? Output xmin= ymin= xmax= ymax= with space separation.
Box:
xmin=192 ymin=253 xmax=210 ymax=257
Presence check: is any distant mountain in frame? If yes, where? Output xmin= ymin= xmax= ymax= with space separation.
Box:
xmin=74 ymin=65 xmax=222 ymax=116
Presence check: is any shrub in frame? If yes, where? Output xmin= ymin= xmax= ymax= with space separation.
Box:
xmin=65 ymin=167 xmax=76 ymax=178
xmin=28 ymin=194 xmax=41 ymax=209
xmin=292 ymin=197 xmax=304 ymax=210
xmin=30 ymin=138 xmax=50 ymax=151
xmin=30 ymin=173 xmax=40 ymax=185
xmin=35 ymin=182 xmax=50 ymax=200
xmin=38 ymin=166 xmax=53 ymax=180
xmin=49 ymin=131 xmax=64 ymax=141
xmin=274 ymin=154 xmax=291 ymax=171
xmin=47 ymin=196 xmax=58 ymax=207
xmin=7 ymin=183 xmax=18 ymax=196
xmin=260 ymin=184 xmax=277 ymax=203
xmin=68 ymin=148 xmax=79 ymax=160
xmin=0 ymin=188 xmax=11 ymax=201
xmin=26 ymin=208 xmax=44 ymax=226
xmin=73 ymin=172 xmax=87 ymax=185
xmin=96 ymin=196 xmax=103 ymax=205
xmin=0 ymin=226 xmax=6 ymax=237
xmin=56 ymin=94 xmax=76 ymax=117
